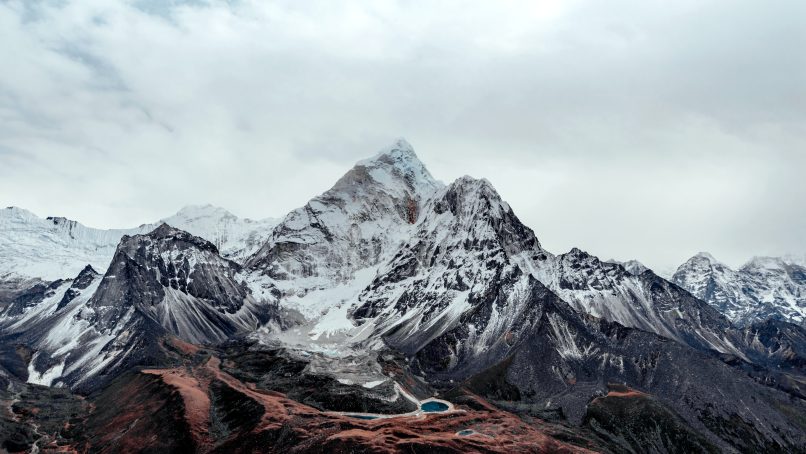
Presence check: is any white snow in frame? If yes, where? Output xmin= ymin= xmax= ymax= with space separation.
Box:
xmin=0 ymin=205 xmax=277 ymax=281
xmin=673 ymin=252 xmax=806 ymax=326
xmin=26 ymin=352 xmax=65 ymax=387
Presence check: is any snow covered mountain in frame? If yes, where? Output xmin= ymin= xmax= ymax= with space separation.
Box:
xmin=239 ymin=144 xmax=747 ymax=362
xmin=162 ymin=204 xmax=278 ymax=262
xmin=247 ymin=138 xmax=441 ymax=283
xmin=1 ymin=141 xmax=800 ymax=377
xmin=0 ymin=207 xmax=150 ymax=281
xmin=673 ymin=252 xmax=806 ymax=326
xmin=352 ymin=175 xmax=546 ymax=364
xmin=529 ymin=249 xmax=751 ymax=357
xmin=244 ymin=138 xmax=443 ymax=330
xmin=0 ymin=204 xmax=277 ymax=282
xmin=1 ymin=139 xmax=805 ymax=452
xmin=0 ymin=224 xmax=277 ymax=390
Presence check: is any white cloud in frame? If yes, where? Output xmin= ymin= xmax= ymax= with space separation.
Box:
xmin=1 ymin=0 xmax=804 ymax=271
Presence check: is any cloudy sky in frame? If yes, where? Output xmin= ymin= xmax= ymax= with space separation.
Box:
xmin=1 ymin=0 xmax=804 ymax=273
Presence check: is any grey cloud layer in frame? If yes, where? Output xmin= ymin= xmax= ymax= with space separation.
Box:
xmin=1 ymin=0 xmax=804 ymax=272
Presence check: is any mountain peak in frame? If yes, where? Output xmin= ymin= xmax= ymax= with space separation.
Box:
xmin=78 ymin=263 xmax=99 ymax=276
xmin=446 ymin=176 xmax=504 ymax=205
xmin=434 ymin=176 xmax=513 ymax=221
xmin=675 ymin=252 xmax=730 ymax=275
xmin=357 ymin=138 xmax=417 ymax=165
xmin=145 ymin=223 xmax=212 ymax=248
xmin=684 ymin=252 xmax=730 ymax=269
xmin=334 ymin=139 xmax=442 ymax=199
xmin=149 ymin=222 xmax=181 ymax=237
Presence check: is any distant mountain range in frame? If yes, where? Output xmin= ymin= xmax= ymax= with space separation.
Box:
xmin=0 ymin=139 xmax=804 ymax=453
xmin=672 ymin=252 xmax=806 ymax=327
xmin=0 ymin=204 xmax=277 ymax=281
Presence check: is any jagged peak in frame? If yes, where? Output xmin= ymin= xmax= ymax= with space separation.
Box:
xmin=148 ymin=222 xmax=182 ymax=237
xmin=673 ymin=252 xmax=734 ymax=278
xmin=433 ymin=175 xmax=513 ymax=219
xmin=77 ymin=264 xmax=99 ymax=276
xmin=679 ymin=252 xmax=721 ymax=268
xmin=426 ymin=174 xmax=543 ymax=252
xmin=121 ymin=222 xmax=220 ymax=256
xmin=341 ymin=138 xmax=442 ymax=198
xmin=444 ymin=176 xmax=503 ymax=201
xmin=68 ymin=264 xmax=101 ymax=291
xmin=356 ymin=137 xmax=418 ymax=166
xmin=452 ymin=175 xmax=492 ymax=188
xmin=566 ymin=247 xmax=589 ymax=257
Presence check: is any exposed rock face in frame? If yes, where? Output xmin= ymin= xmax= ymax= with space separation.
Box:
xmin=0 ymin=278 xmax=67 ymax=318
xmin=57 ymin=264 xmax=100 ymax=310
xmin=673 ymin=252 xmax=806 ymax=327
xmin=85 ymin=223 xmax=266 ymax=344
xmin=739 ymin=318 xmax=806 ymax=371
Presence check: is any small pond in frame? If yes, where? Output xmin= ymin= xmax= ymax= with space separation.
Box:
xmin=347 ymin=414 xmax=378 ymax=420
xmin=421 ymin=401 xmax=449 ymax=412
xmin=457 ymin=429 xmax=475 ymax=436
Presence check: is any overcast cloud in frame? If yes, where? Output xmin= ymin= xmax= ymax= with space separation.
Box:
xmin=1 ymin=0 xmax=804 ymax=273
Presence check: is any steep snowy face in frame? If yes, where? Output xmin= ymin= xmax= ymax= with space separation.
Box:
xmin=161 ymin=204 xmax=278 ymax=262
xmin=0 ymin=265 xmax=105 ymax=388
xmin=0 ymin=205 xmax=278 ymax=282
xmin=351 ymin=176 xmax=549 ymax=371
xmin=533 ymin=248 xmax=744 ymax=356
xmin=671 ymin=252 xmax=748 ymax=319
xmin=0 ymin=265 xmax=98 ymax=329
xmin=738 ymin=257 xmax=806 ymax=325
xmin=247 ymin=139 xmax=443 ymax=292
xmin=0 ymin=207 xmax=150 ymax=281
xmin=673 ymin=253 xmax=806 ymax=327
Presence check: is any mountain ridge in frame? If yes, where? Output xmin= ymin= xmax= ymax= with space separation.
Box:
xmin=0 ymin=139 xmax=804 ymax=452
xmin=673 ymin=251 xmax=806 ymax=327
